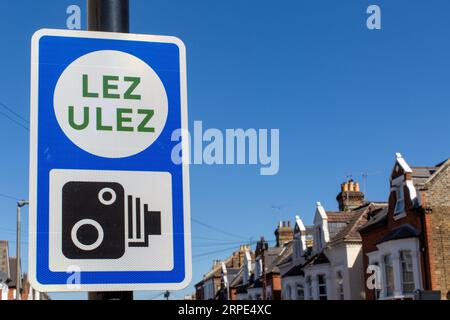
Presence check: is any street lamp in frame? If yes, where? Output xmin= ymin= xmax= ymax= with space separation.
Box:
xmin=16 ymin=200 xmax=28 ymax=300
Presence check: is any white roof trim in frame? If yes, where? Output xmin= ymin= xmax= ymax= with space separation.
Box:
xmin=295 ymin=215 xmax=306 ymax=233
xmin=395 ymin=152 xmax=412 ymax=173
xmin=425 ymin=158 xmax=450 ymax=186
xmin=405 ymin=179 xmax=418 ymax=203
xmin=314 ymin=202 xmax=328 ymax=224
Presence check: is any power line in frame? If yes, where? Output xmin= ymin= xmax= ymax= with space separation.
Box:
xmin=0 ymin=109 xmax=29 ymax=131
xmin=193 ymin=243 xmax=250 ymax=259
xmin=192 ymin=236 xmax=246 ymax=242
xmin=192 ymin=241 xmax=248 ymax=248
xmin=148 ymin=292 xmax=164 ymax=300
xmin=191 ymin=218 xmax=247 ymax=240
xmin=192 ymin=238 xmax=249 ymax=245
xmin=193 ymin=246 xmax=244 ymax=258
xmin=192 ymin=239 xmax=277 ymax=262
xmin=0 ymin=102 xmax=29 ymax=124
xmin=0 ymin=192 xmax=20 ymax=201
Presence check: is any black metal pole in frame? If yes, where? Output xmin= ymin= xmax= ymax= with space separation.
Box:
xmin=86 ymin=0 xmax=132 ymax=300
xmin=88 ymin=0 xmax=129 ymax=33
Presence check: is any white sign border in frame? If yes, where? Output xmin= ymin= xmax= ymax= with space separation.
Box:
xmin=29 ymin=28 xmax=191 ymax=292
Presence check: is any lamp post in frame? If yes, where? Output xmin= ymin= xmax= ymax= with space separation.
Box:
xmin=16 ymin=200 xmax=28 ymax=300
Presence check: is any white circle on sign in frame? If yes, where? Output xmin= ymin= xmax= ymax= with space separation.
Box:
xmin=98 ymin=187 xmax=116 ymax=205
xmin=71 ymin=219 xmax=104 ymax=251
xmin=53 ymin=50 xmax=168 ymax=158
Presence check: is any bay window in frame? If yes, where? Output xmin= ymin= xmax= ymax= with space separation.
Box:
xmin=306 ymin=276 xmax=313 ymax=300
xmin=383 ymin=254 xmax=394 ymax=297
xmin=318 ymin=274 xmax=328 ymax=300
xmin=296 ymin=283 xmax=305 ymax=300
xmin=400 ymin=250 xmax=415 ymax=294
xmin=336 ymin=271 xmax=344 ymax=300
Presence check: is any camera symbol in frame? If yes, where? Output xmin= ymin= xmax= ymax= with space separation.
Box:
xmin=61 ymin=181 xmax=161 ymax=260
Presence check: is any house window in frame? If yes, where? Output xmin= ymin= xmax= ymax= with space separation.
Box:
xmin=336 ymin=271 xmax=344 ymax=300
xmin=373 ymin=262 xmax=381 ymax=300
xmin=318 ymin=274 xmax=328 ymax=300
xmin=383 ymin=254 xmax=394 ymax=297
xmin=315 ymin=227 xmax=323 ymax=250
xmin=394 ymin=186 xmax=405 ymax=215
xmin=296 ymin=283 xmax=305 ymax=300
xmin=306 ymin=276 xmax=313 ymax=300
xmin=295 ymin=239 xmax=302 ymax=258
xmin=400 ymin=250 xmax=415 ymax=294
xmin=285 ymin=285 xmax=292 ymax=300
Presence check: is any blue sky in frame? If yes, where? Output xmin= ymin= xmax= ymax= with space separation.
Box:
xmin=0 ymin=0 xmax=448 ymax=300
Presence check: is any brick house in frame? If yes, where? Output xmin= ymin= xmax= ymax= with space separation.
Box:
xmin=359 ymin=153 xmax=450 ymax=300
xmin=230 ymin=222 xmax=294 ymax=300
xmin=229 ymin=248 xmax=254 ymax=300
xmin=0 ymin=241 xmax=49 ymax=300
xmin=302 ymin=201 xmax=386 ymax=300
xmin=194 ymin=245 xmax=248 ymax=300
xmin=278 ymin=216 xmax=313 ymax=300
xmin=279 ymin=180 xmax=387 ymax=300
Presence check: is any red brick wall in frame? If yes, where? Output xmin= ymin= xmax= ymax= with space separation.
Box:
xmin=268 ymin=274 xmax=282 ymax=300
xmin=424 ymin=162 xmax=450 ymax=300
xmin=360 ymin=181 xmax=427 ymax=299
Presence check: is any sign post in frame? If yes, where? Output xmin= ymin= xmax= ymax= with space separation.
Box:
xmin=28 ymin=27 xmax=191 ymax=294
xmin=87 ymin=0 xmax=130 ymax=300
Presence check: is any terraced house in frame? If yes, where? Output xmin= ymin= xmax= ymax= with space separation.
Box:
xmin=359 ymin=153 xmax=450 ymax=300
xmin=194 ymin=153 xmax=449 ymax=300
xmin=279 ymin=180 xmax=387 ymax=300
xmin=195 ymin=246 xmax=248 ymax=300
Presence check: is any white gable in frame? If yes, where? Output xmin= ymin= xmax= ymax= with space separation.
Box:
xmin=395 ymin=152 xmax=412 ymax=173
xmin=313 ymin=202 xmax=330 ymax=252
xmin=314 ymin=202 xmax=327 ymax=225
xmin=295 ymin=215 xmax=306 ymax=234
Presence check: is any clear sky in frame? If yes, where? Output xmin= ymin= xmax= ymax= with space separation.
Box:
xmin=0 ymin=0 xmax=448 ymax=300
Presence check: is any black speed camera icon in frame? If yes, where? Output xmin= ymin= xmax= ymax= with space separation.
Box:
xmin=62 ymin=181 xmax=161 ymax=260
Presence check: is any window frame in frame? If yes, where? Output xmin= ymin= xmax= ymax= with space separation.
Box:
xmin=315 ymin=227 xmax=323 ymax=250
xmin=400 ymin=250 xmax=415 ymax=294
xmin=336 ymin=271 xmax=345 ymax=300
xmin=394 ymin=185 xmax=405 ymax=216
xmin=317 ymin=274 xmax=328 ymax=301
xmin=373 ymin=261 xmax=382 ymax=300
xmin=296 ymin=282 xmax=305 ymax=300
xmin=383 ymin=254 xmax=394 ymax=297
xmin=306 ymin=276 xmax=313 ymax=300
xmin=285 ymin=284 xmax=292 ymax=300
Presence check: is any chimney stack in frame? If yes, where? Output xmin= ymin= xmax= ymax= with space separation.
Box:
xmin=274 ymin=220 xmax=294 ymax=247
xmin=336 ymin=179 xmax=365 ymax=211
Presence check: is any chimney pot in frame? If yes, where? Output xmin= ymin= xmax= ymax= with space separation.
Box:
xmin=349 ymin=180 xmax=354 ymax=192
xmin=355 ymin=182 xmax=360 ymax=192
xmin=342 ymin=182 xmax=348 ymax=192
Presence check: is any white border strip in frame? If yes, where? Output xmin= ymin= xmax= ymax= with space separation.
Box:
xmin=29 ymin=29 xmax=191 ymax=292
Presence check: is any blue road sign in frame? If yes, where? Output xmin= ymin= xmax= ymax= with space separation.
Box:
xmin=29 ymin=29 xmax=191 ymax=292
